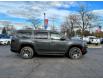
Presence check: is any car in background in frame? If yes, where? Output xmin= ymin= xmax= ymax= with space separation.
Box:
xmin=71 ymin=36 xmax=82 ymax=40
xmin=0 ymin=34 xmax=11 ymax=45
xmin=71 ymin=36 xmax=101 ymax=44
xmin=91 ymin=38 xmax=101 ymax=44
xmin=83 ymin=36 xmax=100 ymax=44
xmin=100 ymin=38 xmax=103 ymax=44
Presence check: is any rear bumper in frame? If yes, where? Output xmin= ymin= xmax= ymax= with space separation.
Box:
xmin=10 ymin=44 xmax=20 ymax=53
xmin=10 ymin=39 xmax=20 ymax=53
xmin=11 ymin=48 xmax=18 ymax=53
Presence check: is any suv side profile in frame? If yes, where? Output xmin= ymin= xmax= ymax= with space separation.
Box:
xmin=10 ymin=30 xmax=87 ymax=59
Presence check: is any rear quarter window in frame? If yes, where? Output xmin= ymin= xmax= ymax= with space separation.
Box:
xmin=16 ymin=30 xmax=32 ymax=39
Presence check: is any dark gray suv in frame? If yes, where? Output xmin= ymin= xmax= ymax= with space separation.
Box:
xmin=11 ymin=30 xmax=87 ymax=59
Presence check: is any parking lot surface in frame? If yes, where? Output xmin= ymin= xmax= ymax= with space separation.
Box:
xmin=0 ymin=45 xmax=103 ymax=78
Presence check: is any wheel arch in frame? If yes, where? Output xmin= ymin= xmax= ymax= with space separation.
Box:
xmin=19 ymin=43 xmax=36 ymax=54
xmin=66 ymin=45 xmax=83 ymax=54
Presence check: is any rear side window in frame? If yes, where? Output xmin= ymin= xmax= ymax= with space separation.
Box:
xmin=17 ymin=31 xmax=32 ymax=35
xmin=16 ymin=30 xmax=32 ymax=38
xmin=34 ymin=32 xmax=48 ymax=39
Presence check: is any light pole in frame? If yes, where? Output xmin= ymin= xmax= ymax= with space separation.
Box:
xmin=44 ymin=13 xmax=46 ymax=29
xmin=50 ymin=17 xmax=56 ymax=31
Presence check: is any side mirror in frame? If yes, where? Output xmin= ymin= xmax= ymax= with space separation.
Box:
xmin=60 ymin=36 xmax=66 ymax=40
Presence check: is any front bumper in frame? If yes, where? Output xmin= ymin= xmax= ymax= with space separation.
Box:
xmin=82 ymin=46 xmax=87 ymax=55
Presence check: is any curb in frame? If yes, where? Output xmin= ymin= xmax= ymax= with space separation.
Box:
xmin=88 ymin=45 xmax=102 ymax=48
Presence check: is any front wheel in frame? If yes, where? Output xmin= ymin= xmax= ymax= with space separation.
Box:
xmin=20 ymin=46 xmax=34 ymax=59
xmin=68 ymin=47 xmax=82 ymax=59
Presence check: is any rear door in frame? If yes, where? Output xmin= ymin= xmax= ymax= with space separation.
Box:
xmin=34 ymin=31 xmax=50 ymax=54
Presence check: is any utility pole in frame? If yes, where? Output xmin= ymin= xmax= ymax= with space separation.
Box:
xmin=52 ymin=18 xmax=55 ymax=28
xmin=51 ymin=17 xmax=56 ymax=31
xmin=44 ymin=13 xmax=46 ymax=29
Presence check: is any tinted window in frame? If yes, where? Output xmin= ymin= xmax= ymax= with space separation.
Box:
xmin=17 ymin=31 xmax=32 ymax=35
xmin=16 ymin=30 xmax=32 ymax=38
xmin=35 ymin=32 xmax=48 ymax=39
xmin=50 ymin=33 xmax=61 ymax=40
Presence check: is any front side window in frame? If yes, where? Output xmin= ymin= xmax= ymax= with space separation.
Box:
xmin=35 ymin=32 xmax=48 ymax=39
xmin=50 ymin=33 xmax=61 ymax=40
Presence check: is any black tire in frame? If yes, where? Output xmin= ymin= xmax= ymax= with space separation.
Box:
xmin=20 ymin=46 xmax=34 ymax=59
xmin=68 ymin=47 xmax=82 ymax=59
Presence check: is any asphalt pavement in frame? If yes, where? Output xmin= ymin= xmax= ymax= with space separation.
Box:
xmin=0 ymin=45 xmax=103 ymax=78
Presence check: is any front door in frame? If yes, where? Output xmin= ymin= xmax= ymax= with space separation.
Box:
xmin=50 ymin=32 xmax=68 ymax=54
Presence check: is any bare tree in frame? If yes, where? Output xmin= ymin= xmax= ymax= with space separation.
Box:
xmin=60 ymin=18 xmax=71 ymax=37
xmin=63 ymin=3 xmax=98 ymax=38
xmin=24 ymin=4 xmax=45 ymax=30
xmin=67 ymin=14 xmax=79 ymax=36
xmin=61 ymin=14 xmax=78 ymax=37
xmin=76 ymin=3 xmax=97 ymax=38
xmin=49 ymin=15 xmax=58 ymax=31
xmin=27 ymin=17 xmax=42 ymax=29
xmin=61 ymin=3 xmax=100 ymax=38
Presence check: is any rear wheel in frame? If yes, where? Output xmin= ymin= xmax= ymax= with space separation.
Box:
xmin=68 ymin=47 xmax=82 ymax=59
xmin=20 ymin=46 xmax=34 ymax=59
